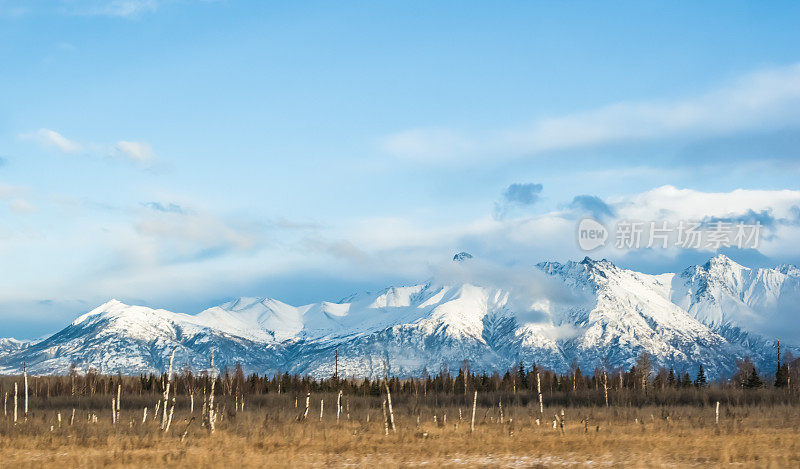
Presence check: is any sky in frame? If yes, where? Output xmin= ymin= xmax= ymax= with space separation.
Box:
xmin=1 ymin=0 xmax=800 ymax=338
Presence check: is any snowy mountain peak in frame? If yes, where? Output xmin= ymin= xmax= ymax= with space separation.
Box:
xmin=453 ymin=251 xmax=473 ymax=262
xmin=702 ymin=254 xmax=746 ymax=272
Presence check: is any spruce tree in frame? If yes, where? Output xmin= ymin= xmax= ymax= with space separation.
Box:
xmin=693 ymin=365 xmax=707 ymax=388
xmin=518 ymin=361 xmax=528 ymax=388
xmin=774 ymin=363 xmax=789 ymax=388
xmin=774 ymin=340 xmax=788 ymax=388
xmin=745 ymin=369 xmax=763 ymax=389
xmin=667 ymin=367 xmax=676 ymax=387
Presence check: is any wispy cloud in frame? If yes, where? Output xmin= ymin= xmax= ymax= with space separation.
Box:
xmin=381 ymin=63 xmax=800 ymax=163
xmin=135 ymin=210 xmax=260 ymax=252
xmin=143 ymin=201 xmax=189 ymax=214
xmin=1 ymin=0 xmax=211 ymax=19
xmin=20 ymin=128 xmax=157 ymax=163
xmin=83 ymin=0 xmax=159 ymax=18
xmin=0 ymin=183 xmax=36 ymax=214
xmin=114 ymin=141 xmax=155 ymax=162
xmin=22 ymin=128 xmax=83 ymax=154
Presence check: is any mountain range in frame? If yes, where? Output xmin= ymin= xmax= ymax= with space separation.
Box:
xmin=1 ymin=254 xmax=797 ymax=379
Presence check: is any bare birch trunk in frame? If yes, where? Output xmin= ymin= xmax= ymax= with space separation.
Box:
xmin=381 ymin=399 xmax=389 ymax=436
xmin=498 ymin=400 xmax=504 ymax=424
xmin=180 ymin=417 xmax=195 ymax=442
xmin=336 ymin=390 xmax=342 ymax=423
xmin=209 ymin=349 xmax=216 ymax=433
xmin=162 ymin=348 xmax=176 ymax=429
xmin=537 ymin=372 xmax=543 ymax=415
xmin=471 ymin=390 xmax=477 ymax=433
xmin=384 ymin=383 xmax=396 ymax=432
xmin=164 ymin=399 xmax=175 ymax=433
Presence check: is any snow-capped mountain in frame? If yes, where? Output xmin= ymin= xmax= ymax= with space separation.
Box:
xmin=0 ymin=255 xmax=796 ymax=378
xmin=0 ymin=300 xmax=283 ymax=375
xmin=0 ymin=338 xmax=28 ymax=356
xmin=671 ymin=255 xmax=800 ymax=330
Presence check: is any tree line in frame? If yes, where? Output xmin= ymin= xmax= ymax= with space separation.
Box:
xmin=1 ymin=350 xmax=796 ymax=401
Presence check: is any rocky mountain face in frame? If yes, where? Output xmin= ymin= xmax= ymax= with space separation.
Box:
xmin=0 ymin=255 xmax=796 ymax=379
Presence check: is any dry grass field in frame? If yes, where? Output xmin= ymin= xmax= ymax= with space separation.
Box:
xmin=1 ymin=391 xmax=799 ymax=467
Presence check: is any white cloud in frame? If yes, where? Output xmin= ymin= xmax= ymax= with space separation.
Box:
xmin=96 ymin=0 xmax=159 ymax=17
xmin=0 ymin=183 xmax=36 ymax=214
xmin=0 ymin=0 xmax=197 ymax=19
xmin=22 ymin=128 xmax=83 ymax=154
xmin=21 ymin=129 xmax=157 ymax=163
xmin=304 ymin=186 xmax=800 ymax=280
xmin=382 ymin=63 xmax=800 ymax=163
xmin=615 ymin=185 xmax=800 ymax=222
xmin=136 ymin=212 xmax=260 ymax=250
xmin=0 ymin=183 xmax=22 ymax=199
xmin=7 ymin=199 xmax=37 ymax=214
xmin=381 ymin=128 xmax=475 ymax=162
xmin=114 ymin=141 xmax=156 ymax=162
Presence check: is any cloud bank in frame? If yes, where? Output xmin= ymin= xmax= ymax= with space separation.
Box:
xmin=382 ymin=63 xmax=800 ymax=163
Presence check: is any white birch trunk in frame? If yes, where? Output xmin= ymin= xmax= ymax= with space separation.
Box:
xmin=385 ymin=383 xmax=396 ymax=432
xmin=336 ymin=390 xmax=342 ymax=423
xmin=471 ymin=390 xmax=477 ymax=433
xmin=164 ymin=399 xmax=175 ymax=432
xmin=24 ymin=371 xmax=28 ymax=417
xmin=381 ymin=399 xmax=389 ymax=436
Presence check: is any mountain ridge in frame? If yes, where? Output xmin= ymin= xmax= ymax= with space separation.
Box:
xmin=1 ymin=255 xmax=797 ymax=378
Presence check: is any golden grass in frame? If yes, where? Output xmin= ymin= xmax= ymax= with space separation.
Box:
xmin=2 ymin=396 xmax=799 ymax=467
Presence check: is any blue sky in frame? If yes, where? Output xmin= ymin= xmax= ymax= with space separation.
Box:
xmin=2 ymin=0 xmax=800 ymax=337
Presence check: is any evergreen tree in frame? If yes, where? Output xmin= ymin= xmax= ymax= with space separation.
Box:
xmin=774 ymin=342 xmax=789 ymax=388
xmin=667 ymin=367 xmax=676 ymax=387
xmin=775 ymin=363 xmax=790 ymax=388
xmin=693 ymin=365 xmax=707 ymax=388
xmin=518 ymin=361 xmax=528 ymax=388
xmin=745 ymin=369 xmax=763 ymax=389
xmin=681 ymin=372 xmax=692 ymax=387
